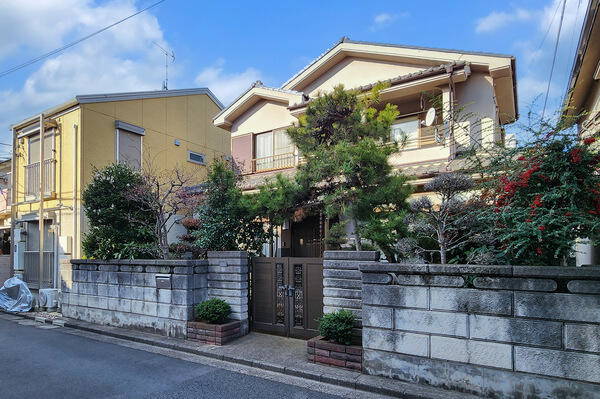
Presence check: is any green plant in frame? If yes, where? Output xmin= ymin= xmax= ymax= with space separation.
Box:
xmin=82 ymin=163 xmax=158 ymax=259
xmin=195 ymin=298 xmax=231 ymax=324
xmin=318 ymin=309 xmax=356 ymax=345
xmin=467 ymin=124 xmax=600 ymax=265
xmin=193 ymin=159 xmax=269 ymax=254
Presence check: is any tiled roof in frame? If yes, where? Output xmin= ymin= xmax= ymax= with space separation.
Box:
xmin=213 ymin=81 xmax=303 ymax=121
xmin=288 ymin=61 xmax=468 ymax=111
xmin=281 ymin=37 xmax=512 ymax=90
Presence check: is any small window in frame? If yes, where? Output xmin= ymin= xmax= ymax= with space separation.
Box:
xmin=188 ymin=151 xmax=206 ymax=165
xmin=117 ymin=129 xmax=142 ymax=169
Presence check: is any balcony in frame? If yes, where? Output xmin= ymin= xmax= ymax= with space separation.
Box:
xmin=251 ymin=152 xmax=296 ymax=173
xmin=25 ymin=159 xmax=55 ymax=199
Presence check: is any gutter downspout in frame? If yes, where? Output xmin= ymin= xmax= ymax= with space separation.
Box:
xmin=9 ymin=127 xmax=16 ymax=276
xmin=72 ymin=124 xmax=78 ymax=259
xmin=38 ymin=114 xmax=45 ymax=291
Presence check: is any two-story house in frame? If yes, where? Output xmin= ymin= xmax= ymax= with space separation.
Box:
xmin=563 ymin=0 xmax=600 ymax=265
xmin=10 ymin=88 xmax=229 ymax=290
xmin=214 ymin=38 xmax=518 ymax=257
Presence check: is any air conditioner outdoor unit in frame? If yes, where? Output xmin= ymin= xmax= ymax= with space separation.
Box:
xmin=38 ymin=288 xmax=59 ymax=309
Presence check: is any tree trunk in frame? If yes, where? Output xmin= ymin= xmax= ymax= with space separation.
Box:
xmin=440 ymin=247 xmax=447 ymax=264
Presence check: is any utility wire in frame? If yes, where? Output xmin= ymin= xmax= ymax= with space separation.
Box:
xmin=538 ymin=0 xmax=562 ymax=51
xmin=0 ymin=0 xmax=167 ymax=79
xmin=541 ymin=0 xmax=567 ymax=121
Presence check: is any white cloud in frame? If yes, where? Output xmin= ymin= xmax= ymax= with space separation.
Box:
xmin=475 ymin=8 xmax=533 ymax=33
xmin=370 ymin=12 xmax=408 ymax=31
xmin=194 ymin=59 xmax=262 ymax=105
xmin=0 ymin=0 xmax=169 ymax=146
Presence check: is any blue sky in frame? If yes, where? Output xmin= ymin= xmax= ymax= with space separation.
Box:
xmin=0 ymin=0 xmax=589 ymax=157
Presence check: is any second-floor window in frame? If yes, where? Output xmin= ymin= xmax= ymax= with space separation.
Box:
xmin=26 ymin=131 xmax=55 ymax=199
xmin=28 ymin=132 xmax=54 ymax=164
xmin=116 ymin=129 xmax=142 ymax=169
xmin=254 ymin=129 xmax=294 ymax=171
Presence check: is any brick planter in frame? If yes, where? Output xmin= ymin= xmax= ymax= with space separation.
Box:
xmin=187 ymin=320 xmax=243 ymax=345
xmin=307 ymin=336 xmax=363 ymax=371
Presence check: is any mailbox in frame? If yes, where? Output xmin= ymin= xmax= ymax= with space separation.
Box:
xmin=155 ymin=274 xmax=171 ymax=289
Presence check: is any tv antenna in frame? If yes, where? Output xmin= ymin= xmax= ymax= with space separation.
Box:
xmin=153 ymin=41 xmax=175 ymax=90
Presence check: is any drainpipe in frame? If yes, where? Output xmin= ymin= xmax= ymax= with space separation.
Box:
xmin=38 ymin=114 xmax=45 ymax=291
xmin=72 ymin=123 xmax=78 ymax=258
xmin=9 ymin=127 xmax=16 ymax=276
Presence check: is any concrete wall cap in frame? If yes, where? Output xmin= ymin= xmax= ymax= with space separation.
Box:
xmin=206 ymin=251 xmax=249 ymax=259
xmin=71 ymin=259 xmax=207 ymax=267
xmin=323 ymin=251 xmax=380 ymax=261
xmin=359 ymin=263 xmax=600 ymax=279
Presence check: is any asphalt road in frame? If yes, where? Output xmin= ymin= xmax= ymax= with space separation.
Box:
xmin=0 ymin=317 xmax=341 ymax=399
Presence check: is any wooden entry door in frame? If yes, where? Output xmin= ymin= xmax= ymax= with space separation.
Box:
xmin=251 ymin=257 xmax=323 ymax=339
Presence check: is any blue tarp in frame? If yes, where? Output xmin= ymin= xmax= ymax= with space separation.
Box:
xmin=0 ymin=277 xmax=33 ymax=312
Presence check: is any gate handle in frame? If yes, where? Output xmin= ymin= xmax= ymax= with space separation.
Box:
xmin=286 ymin=286 xmax=295 ymax=297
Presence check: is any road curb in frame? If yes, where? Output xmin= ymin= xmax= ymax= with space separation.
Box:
xmin=1 ymin=310 xmax=473 ymax=399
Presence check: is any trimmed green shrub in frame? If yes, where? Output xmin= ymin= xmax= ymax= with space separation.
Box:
xmin=195 ymin=298 xmax=231 ymax=324
xmin=82 ymin=163 xmax=158 ymax=259
xmin=318 ymin=309 xmax=356 ymax=345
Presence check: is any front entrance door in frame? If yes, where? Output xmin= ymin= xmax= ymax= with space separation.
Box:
xmin=251 ymin=257 xmax=323 ymax=339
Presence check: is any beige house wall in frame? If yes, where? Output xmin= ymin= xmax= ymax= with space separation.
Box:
xmin=304 ymin=57 xmax=427 ymax=97
xmin=231 ymin=100 xmax=296 ymax=137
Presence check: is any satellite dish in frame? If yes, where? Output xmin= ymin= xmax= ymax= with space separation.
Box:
xmin=424 ymin=107 xmax=436 ymax=127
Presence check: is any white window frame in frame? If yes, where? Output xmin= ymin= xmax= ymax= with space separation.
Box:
xmin=187 ymin=150 xmax=206 ymax=165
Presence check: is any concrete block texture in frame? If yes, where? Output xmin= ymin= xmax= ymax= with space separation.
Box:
xmin=514 ymin=346 xmax=600 ymax=384
xmin=515 ymin=292 xmax=600 ymax=323
xmin=469 ymin=314 xmax=562 ymax=347
xmin=362 ymin=306 xmax=393 ymax=329
xmin=430 ymin=287 xmax=512 ymax=315
xmin=323 ymin=287 xmax=361 ymax=299
xmin=363 ymin=285 xmax=429 ymax=309
xmin=565 ymin=324 xmax=600 ymax=353
xmin=567 ymin=280 xmax=600 ymax=294
xmin=323 ymin=278 xmax=362 ymax=289
xmin=395 ymin=309 xmax=468 ymax=337
xmin=363 ymin=328 xmax=429 ymax=357
xmin=473 ymin=277 xmax=556 ymax=292
xmin=323 ymin=269 xmax=362 ymax=279
xmin=430 ymin=336 xmax=513 ymax=369
xmin=363 ymin=349 xmax=600 ymax=399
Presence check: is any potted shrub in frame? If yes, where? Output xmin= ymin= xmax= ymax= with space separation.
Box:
xmin=308 ymin=310 xmax=363 ymax=371
xmin=187 ymin=298 xmax=243 ymax=345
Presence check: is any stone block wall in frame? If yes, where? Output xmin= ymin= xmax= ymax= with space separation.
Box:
xmin=322 ymin=251 xmax=379 ymax=326
xmin=61 ymin=259 xmax=207 ymax=338
xmin=206 ymin=251 xmax=249 ymax=335
xmin=358 ymin=260 xmax=600 ymax=398
xmin=61 ymin=252 xmax=249 ymax=339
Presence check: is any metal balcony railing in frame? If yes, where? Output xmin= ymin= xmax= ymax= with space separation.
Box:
xmin=23 ymin=250 xmax=54 ymax=289
xmin=25 ymin=159 xmax=55 ymax=199
xmin=252 ymin=152 xmax=296 ymax=173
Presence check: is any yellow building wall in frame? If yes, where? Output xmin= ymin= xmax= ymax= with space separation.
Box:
xmin=14 ymin=107 xmax=81 ymax=215
xmin=80 ymin=93 xmax=229 ymax=187
xmin=13 ymin=93 xmax=229 ymax=260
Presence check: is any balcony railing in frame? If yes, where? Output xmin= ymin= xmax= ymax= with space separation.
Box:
xmin=252 ymin=152 xmax=296 ymax=173
xmin=23 ymin=250 xmax=54 ymax=289
xmin=25 ymin=159 xmax=55 ymax=199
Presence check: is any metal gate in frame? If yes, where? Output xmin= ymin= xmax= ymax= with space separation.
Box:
xmin=250 ymin=257 xmax=323 ymax=339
